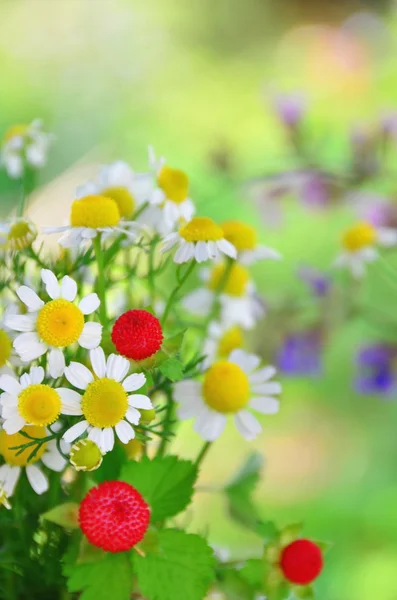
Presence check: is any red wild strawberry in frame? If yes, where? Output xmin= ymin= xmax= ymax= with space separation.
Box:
xmin=111 ymin=309 xmax=163 ymax=361
xmin=79 ymin=480 xmax=150 ymax=553
xmin=280 ymin=539 xmax=323 ymax=585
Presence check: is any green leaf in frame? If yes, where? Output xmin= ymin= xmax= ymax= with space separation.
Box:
xmin=163 ymin=329 xmax=186 ymax=355
xmin=41 ymin=503 xmax=79 ymax=529
xmin=66 ymin=552 xmax=132 ymax=600
xmin=279 ymin=522 xmax=303 ymax=546
xmin=314 ymin=539 xmax=333 ymax=554
xmin=238 ymin=558 xmax=264 ymax=589
xmin=120 ymin=455 xmax=198 ymax=522
xmin=132 ymin=529 xmax=215 ymax=600
xmin=292 ymin=585 xmax=315 ymax=599
xmin=93 ymin=442 xmax=125 ymax=483
xmin=159 ymin=356 xmax=184 ymax=381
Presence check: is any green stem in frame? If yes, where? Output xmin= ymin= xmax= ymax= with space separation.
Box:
xmin=93 ymin=234 xmax=108 ymax=328
xmin=156 ymin=388 xmax=173 ymax=457
xmin=148 ymin=235 xmax=160 ymax=304
xmin=17 ymin=165 xmax=35 ymax=217
xmin=194 ymin=441 xmax=212 ymax=469
xmin=161 ymin=261 xmax=196 ymax=326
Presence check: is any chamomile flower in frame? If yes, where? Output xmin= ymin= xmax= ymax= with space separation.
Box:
xmin=0 ymin=366 xmax=82 ymax=434
xmin=76 ymin=161 xmax=152 ymax=219
xmin=141 ymin=146 xmax=195 ymax=233
xmin=174 ymin=349 xmax=281 ymax=441
xmin=221 ymin=220 xmax=281 ymax=265
xmin=62 ymin=347 xmax=152 ymax=453
xmin=0 ymin=218 xmax=38 ymax=251
xmin=5 ymin=269 xmax=102 ymax=377
xmin=182 ymin=263 xmax=265 ymax=329
xmin=161 ymin=217 xmax=237 ymax=264
xmin=1 ymin=120 xmax=53 ymax=179
xmin=44 ymin=194 xmax=141 ymax=248
xmin=203 ymin=322 xmax=245 ymax=369
xmin=335 ymin=221 xmax=397 ymax=278
xmin=0 ymin=305 xmax=25 ymax=375
xmin=0 ymin=426 xmax=68 ymax=496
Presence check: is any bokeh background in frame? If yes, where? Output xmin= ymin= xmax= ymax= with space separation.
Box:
xmin=2 ymin=0 xmax=397 ymax=598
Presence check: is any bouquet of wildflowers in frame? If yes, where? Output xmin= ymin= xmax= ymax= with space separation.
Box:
xmin=0 ymin=119 xmax=332 ymax=600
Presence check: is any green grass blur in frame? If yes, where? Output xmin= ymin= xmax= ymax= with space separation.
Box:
xmin=1 ymin=0 xmax=397 ymax=597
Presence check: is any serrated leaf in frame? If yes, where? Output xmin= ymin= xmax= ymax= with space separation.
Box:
xmin=41 ymin=503 xmax=79 ymax=529
xmin=66 ymin=552 xmax=132 ymax=600
xmin=132 ymin=529 xmax=215 ymax=600
xmin=159 ymin=356 xmax=184 ymax=381
xmin=120 ymin=455 xmax=198 ymax=522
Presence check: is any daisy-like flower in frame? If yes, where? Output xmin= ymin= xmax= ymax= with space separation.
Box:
xmin=335 ymin=221 xmax=397 ymax=278
xmin=5 ymin=269 xmax=102 ymax=377
xmin=141 ymin=146 xmax=195 ymax=234
xmin=0 ymin=366 xmax=82 ymax=434
xmin=62 ymin=347 xmax=152 ymax=453
xmin=161 ymin=217 xmax=237 ymax=264
xmin=1 ymin=120 xmax=53 ymax=179
xmin=0 ymin=305 xmax=25 ymax=376
xmin=44 ymin=194 xmax=141 ymax=248
xmin=69 ymin=439 xmax=103 ymax=472
xmin=221 ymin=220 xmax=281 ymax=265
xmin=0 ymin=425 xmax=68 ymax=495
xmin=203 ymin=322 xmax=245 ymax=369
xmin=174 ymin=349 xmax=281 ymax=441
xmin=0 ymin=217 xmax=38 ymax=251
xmin=182 ymin=263 xmax=264 ymax=329
xmin=76 ymin=161 xmax=153 ymax=220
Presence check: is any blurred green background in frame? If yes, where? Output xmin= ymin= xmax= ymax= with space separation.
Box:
xmin=2 ymin=0 xmax=397 ymax=598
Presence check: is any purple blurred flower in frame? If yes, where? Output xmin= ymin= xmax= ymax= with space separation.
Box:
xmin=298 ymin=265 xmax=331 ymax=297
xmin=299 ymin=173 xmax=330 ymax=207
xmin=355 ymin=344 xmax=397 ymax=396
xmin=272 ymin=93 xmax=306 ymax=128
xmin=381 ymin=112 xmax=397 ymax=139
xmin=277 ymin=330 xmax=323 ymax=377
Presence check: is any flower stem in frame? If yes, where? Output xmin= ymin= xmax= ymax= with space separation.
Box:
xmin=156 ymin=388 xmax=173 ymax=457
xmin=194 ymin=441 xmax=212 ymax=469
xmin=161 ymin=261 xmax=196 ymax=326
xmin=93 ymin=234 xmax=108 ymax=328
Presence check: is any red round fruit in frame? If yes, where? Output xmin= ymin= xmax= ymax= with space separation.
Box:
xmin=280 ymin=539 xmax=323 ymax=585
xmin=111 ymin=309 xmax=163 ymax=361
xmin=79 ymin=480 xmax=150 ymax=553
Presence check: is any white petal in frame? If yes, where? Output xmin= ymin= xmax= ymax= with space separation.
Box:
xmin=48 ymin=349 xmax=65 ymax=378
xmin=16 ymin=286 xmax=44 ymax=312
xmin=58 ymin=388 xmax=83 ymax=415
xmin=13 ymin=333 xmax=47 ymax=362
xmin=122 ymin=372 xmax=146 ymax=392
xmin=106 ymin=354 xmax=130 ymax=382
xmin=4 ymin=313 xmax=36 ymax=332
xmin=0 ymin=374 xmax=22 ymax=396
xmin=2 ymin=406 xmax=20 ymax=421
xmin=234 ymin=410 xmax=262 ymax=441
xmin=128 ymin=394 xmax=153 ymax=409
xmin=249 ymin=396 xmax=280 ymax=414
xmin=115 ymin=420 xmax=135 ymax=444
xmin=125 ymin=407 xmax=141 ymax=425
xmin=251 ymin=382 xmax=282 ymax=395
xmin=182 ymin=288 xmax=214 ymax=316
xmin=377 ymin=227 xmax=397 ymax=247
xmin=65 ymin=362 xmax=94 ymax=390
xmin=62 ymin=420 xmax=89 ymax=443
xmin=41 ymin=448 xmax=66 ymax=472
xmin=29 ymin=366 xmax=45 ymax=385
xmin=26 ymin=464 xmax=48 ymax=495
xmin=194 ymin=241 xmax=210 ymax=263
xmin=90 ymin=347 xmax=107 ymax=378
xmin=217 ymin=238 xmax=237 ymax=259
xmin=0 ymin=464 xmax=20 ymax=496
xmin=229 ymin=349 xmax=261 ymax=373
xmin=194 ymin=407 xmax=227 ymax=442
xmin=88 ymin=427 xmax=102 ymax=447
xmin=60 ymin=276 xmax=77 ymax=301
xmin=207 ymin=240 xmax=220 ymax=260
xmin=78 ymin=322 xmax=102 ymax=349
xmin=173 ymin=380 xmax=201 ymax=403
xmin=41 ymin=269 xmax=61 ymax=300
xmin=102 ymin=427 xmax=115 ymax=453
xmin=174 ymin=241 xmax=191 ymax=264
xmin=0 ymin=393 xmax=18 ymax=407
xmin=177 ymin=395 xmax=205 ymax=419
xmin=79 ymin=294 xmax=100 ymax=315
xmin=240 ymin=246 xmax=281 ymax=265
xmin=248 ymin=366 xmax=277 ymax=384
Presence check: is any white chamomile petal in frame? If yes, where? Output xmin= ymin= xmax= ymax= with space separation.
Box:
xmin=63 ymin=420 xmax=89 ymax=443
xmin=249 ymin=396 xmax=280 ymax=414
xmin=194 ymin=407 xmax=227 ymax=442
xmin=90 ymin=347 xmax=107 ymax=378
xmin=79 ymin=294 xmax=100 ymax=315
xmin=78 ymin=322 xmax=102 ymax=349
xmin=26 ymin=465 xmax=48 ymax=495
xmin=60 ymin=276 xmax=77 ymax=301
xmin=0 ymin=374 xmax=22 ymax=396
xmin=128 ymin=394 xmax=152 ymax=409
xmin=48 ymin=349 xmax=65 ymax=379
xmin=125 ymin=407 xmax=141 ymax=425
xmin=4 ymin=314 xmax=36 ymax=332
xmin=115 ymin=420 xmax=135 ymax=444
xmin=3 ymin=414 xmax=26 ymax=435
xmin=16 ymin=286 xmax=44 ymax=312
xmin=57 ymin=388 xmax=83 ymax=415
xmin=65 ymin=362 xmax=94 ymax=390
xmin=106 ymin=354 xmax=130 ymax=382
xmin=234 ymin=410 xmax=262 ymax=441
xmin=41 ymin=269 xmax=61 ymax=299
xmin=122 ymin=373 xmax=146 ymax=392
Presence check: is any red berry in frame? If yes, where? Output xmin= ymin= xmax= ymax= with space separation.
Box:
xmin=79 ymin=480 xmax=150 ymax=553
xmin=280 ymin=539 xmax=323 ymax=585
xmin=111 ymin=310 xmax=163 ymax=361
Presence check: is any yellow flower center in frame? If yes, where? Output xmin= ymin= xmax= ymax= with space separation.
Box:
xmin=0 ymin=329 xmax=12 ymax=367
xmin=203 ymin=361 xmax=250 ymax=413
xmin=217 ymin=326 xmax=244 ymax=359
xmin=101 ymin=186 xmax=135 ymax=218
xmin=342 ymin=222 xmax=377 ymax=251
xmin=81 ymin=378 xmax=128 ymax=428
xmin=18 ymin=384 xmax=61 ymax=427
xmin=36 ymin=299 xmax=85 ymax=348
xmin=124 ymin=438 xmax=144 ymax=460
xmin=221 ymin=220 xmax=257 ymax=251
xmin=4 ymin=124 xmax=28 ymax=143
xmin=179 ymin=217 xmax=224 ymax=242
xmin=71 ymin=195 xmax=120 ymax=228
xmin=0 ymin=427 xmax=47 ymax=467
xmin=208 ymin=263 xmax=249 ymax=297
xmin=157 ymin=165 xmax=189 ymax=204
xmin=6 ymin=219 xmax=37 ymax=251
xmin=70 ymin=439 xmax=103 ymax=471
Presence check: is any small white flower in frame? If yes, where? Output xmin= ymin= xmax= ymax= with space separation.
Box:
xmin=5 ymin=269 xmax=102 ymax=377
xmin=0 ymin=365 xmax=82 ymax=434
xmin=0 ymin=218 xmax=38 ymax=251
xmin=174 ymin=349 xmax=281 ymax=442
xmin=62 ymin=347 xmax=152 ymax=453
xmin=221 ymin=220 xmax=281 ymax=265
xmin=335 ymin=221 xmax=397 ymax=278
xmin=0 ymin=305 xmax=25 ymax=375
xmin=203 ymin=321 xmax=244 ymax=369
xmin=1 ymin=120 xmax=53 ymax=179
xmin=162 ymin=217 xmax=236 ymax=264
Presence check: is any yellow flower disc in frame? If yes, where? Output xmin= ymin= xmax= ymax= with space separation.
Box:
xmin=203 ymin=361 xmax=250 ymax=413
xmin=157 ymin=165 xmax=189 ymax=204
xmin=81 ymin=378 xmax=128 ymax=428
xmin=7 ymin=219 xmax=37 ymax=251
xmin=208 ymin=263 xmax=249 ymax=297
xmin=37 ymin=299 xmax=84 ymax=347
xmin=221 ymin=220 xmax=257 ymax=251
xmin=4 ymin=124 xmax=28 ymax=143
xmin=71 ymin=195 xmax=120 ymax=228
xmin=18 ymin=384 xmax=61 ymax=427
xmin=101 ymin=186 xmax=135 ymax=218
xmin=179 ymin=217 xmax=224 ymax=242
xmin=70 ymin=439 xmax=103 ymax=471
xmin=342 ymin=222 xmax=377 ymax=251
xmin=0 ymin=329 xmax=12 ymax=366
xmin=0 ymin=427 xmax=47 ymax=467
xmin=217 ymin=326 xmax=244 ymax=359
